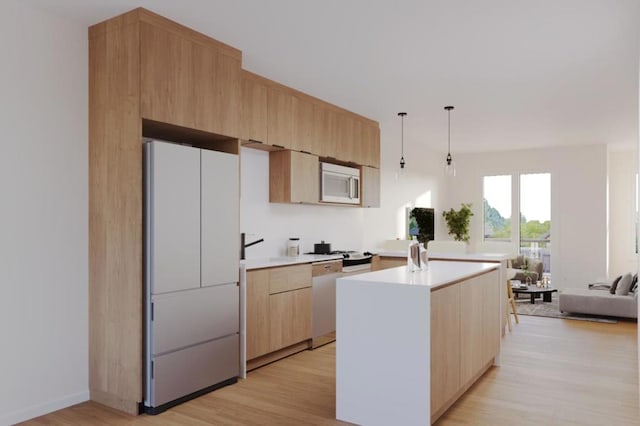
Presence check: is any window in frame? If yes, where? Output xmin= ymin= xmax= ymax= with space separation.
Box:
xmin=519 ymin=173 xmax=551 ymax=272
xmin=483 ymin=175 xmax=511 ymax=241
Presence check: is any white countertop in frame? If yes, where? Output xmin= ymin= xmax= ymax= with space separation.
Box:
xmin=338 ymin=260 xmax=499 ymax=290
xmin=376 ymin=250 xmax=510 ymax=262
xmin=241 ymin=254 xmax=343 ymax=270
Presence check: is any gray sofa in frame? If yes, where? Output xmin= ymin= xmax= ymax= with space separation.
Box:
xmin=559 ymin=275 xmax=638 ymax=319
xmin=508 ymin=255 xmax=544 ymax=283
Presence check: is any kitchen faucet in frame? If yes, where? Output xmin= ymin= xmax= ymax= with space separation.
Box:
xmin=240 ymin=233 xmax=264 ymax=260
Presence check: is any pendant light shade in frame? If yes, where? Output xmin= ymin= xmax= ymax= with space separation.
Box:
xmin=444 ymin=106 xmax=456 ymax=177
xmin=398 ymin=112 xmax=407 ymax=176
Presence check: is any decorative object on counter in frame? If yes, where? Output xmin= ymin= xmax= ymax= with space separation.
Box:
xmin=408 ymin=207 xmax=435 ymax=243
xmin=397 ymin=112 xmax=407 ymax=177
xmin=442 ymin=203 xmax=473 ymax=242
xmin=444 ymin=105 xmax=456 ymax=177
xmin=406 ymin=237 xmax=428 ymax=271
xmin=287 ymin=237 xmax=300 ymax=257
xmin=313 ymin=240 xmax=331 ymax=254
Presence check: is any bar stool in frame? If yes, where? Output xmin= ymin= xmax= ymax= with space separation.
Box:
xmin=506 ymin=280 xmax=519 ymax=332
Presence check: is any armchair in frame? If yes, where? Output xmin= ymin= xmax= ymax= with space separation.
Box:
xmin=509 ymin=255 xmax=543 ymax=283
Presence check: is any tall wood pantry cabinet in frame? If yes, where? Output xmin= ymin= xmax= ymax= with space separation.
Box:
xmin=89 ymin=8 xmax=241 ymax=414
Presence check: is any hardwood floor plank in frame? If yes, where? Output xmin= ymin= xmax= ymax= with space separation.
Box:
xmin=20 ymin=316 xmax=638 ymax=425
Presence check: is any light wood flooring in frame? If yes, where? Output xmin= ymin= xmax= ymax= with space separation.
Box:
xmin=22 ymin=316 xmax=639 ymax=425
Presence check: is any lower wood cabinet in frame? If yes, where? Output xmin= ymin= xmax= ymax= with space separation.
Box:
xmin=430 ymin=283 xmax=461 ymax=415
xmin=246 ymin=264 xmax=312 ymax=363
xmin=269 ymin=287 xmax=312 ymax=351
xmin=430 ymin=269 xmax=500 ymax=421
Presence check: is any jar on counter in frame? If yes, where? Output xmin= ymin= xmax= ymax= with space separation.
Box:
xmin=287 ymin=238 xmax=300 ymax=257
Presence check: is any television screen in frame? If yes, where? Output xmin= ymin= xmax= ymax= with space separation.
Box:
xmin=408 ymin=207 xmax=435 ymax=243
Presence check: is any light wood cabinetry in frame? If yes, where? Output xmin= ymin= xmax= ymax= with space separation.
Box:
xmin=140 ymin=21 xmax=240 ymax=138
xmin=430 ymin=283 xmax=461 ymax=415
xmin=372 ymin=256 xmax=406 ymax=270
xmin=267 ymin=86 xmax=295 ymax=149
xmin=269 ymin=287 xmax=312 ymax=351
xmin=361 ymin=166 xmax=380 ymax=208
xmin=362 ymin=122 xmax=380 ymax=168
xmin=430 ymin=269 xmax=501 ymax=422
xmin=89 ymin=8 xmax=242 ymax=414
xmin=293 ymin=95 xmax=315 ymax=153
xmin=239 ymin=70 xmax=268 ymax=143
xmin=269 ymin=150 xmax=319 ymax=204
xmin=245 ymin=269 xmax=270 ymax=360
xmin=246 ymin=264 xmax=313 ymax=365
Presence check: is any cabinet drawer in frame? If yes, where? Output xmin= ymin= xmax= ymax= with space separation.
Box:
xmin=312 ymin=260 xmax=342 ymax=276
xmin=269 ymin=264 xmax=311 ymax=294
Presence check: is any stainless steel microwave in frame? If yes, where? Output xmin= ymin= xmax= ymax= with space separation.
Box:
xmin=320 ymin=162 xmax=360 ymax=204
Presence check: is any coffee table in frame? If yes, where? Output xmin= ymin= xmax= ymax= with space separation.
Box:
xmin=512 ymin=285 xmax=557 ymax=304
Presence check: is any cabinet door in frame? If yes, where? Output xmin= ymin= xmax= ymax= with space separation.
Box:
xmin=147 ymin=141 xmax=201 ymax=294
xmin=315 ymin=106 xmax=338 ymax=159
xmin=362 ymin=123 xmax=380 ymax=168
xmin=290 ymin=151 xmax=319 ymax=203
xmin=361 ymin=166 xmax=380 ymax=208
xmin=246 ymin=269 xmax=270 ymax=360
xmin=269 ymin=264 xmax=312 ymax=294
xmin=430 ymin=284 xmax=461 ymax=416
xmin=269 ymin=287 xmax=312 ymax=351
xmin=482 ymin=270 xmax=500 ymax=365
xmin=269 ymin=150 xmax=319 ymax=204
xmin=201 ymin=149 xmax=239 ymax=286
xmin=267 ymin=86 xmax=294 ymax=149
xmin=140 ymin=22 xmax=240 ymax=137
xmin=293 ymin=96 xmax=315 ymax=153
xmin=336 ymin=113 xmax=356 ymax=163
xmin=460 ymin=280 xmax=484 ymax=385
xmin=239 ymin=72 xmax=268 ymax=143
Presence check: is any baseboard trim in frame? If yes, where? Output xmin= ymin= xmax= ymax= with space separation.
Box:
xmin=2 ymin=390 xmax=89 ymax=425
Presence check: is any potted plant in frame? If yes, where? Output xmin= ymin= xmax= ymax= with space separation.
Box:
xmin=442 ymin=203 xmax=474 ymax=242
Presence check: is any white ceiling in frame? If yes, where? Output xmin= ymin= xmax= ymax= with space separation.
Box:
xmin=31 ymin=0 xmax=640 ymax=153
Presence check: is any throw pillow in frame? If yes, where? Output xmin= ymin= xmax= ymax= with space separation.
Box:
xmin=630 ymin=274 xmax=638 ymax=292
xmin=609 ymin=275 xmax=623 ymax=294
xmin=615 ymin=273 xmax=633 ymax=296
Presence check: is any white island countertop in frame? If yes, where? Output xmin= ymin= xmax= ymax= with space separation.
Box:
xmin=376 ymin=250 xmax=510 ymax=262
xmin=343 ymin=260 xmax=499 ymax=290
xmin=240 ymin=254 xmax=343 ymax=270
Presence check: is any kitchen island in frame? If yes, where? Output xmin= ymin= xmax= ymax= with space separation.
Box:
xmin=336 ymin=261 xmax=501 ymax=426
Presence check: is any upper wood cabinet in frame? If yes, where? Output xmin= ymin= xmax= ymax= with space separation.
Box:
xmin=362 ymin=122 xmax=380 ymax=168
xmin=239 ymin=71 xmax=268 ymax=143
xmin=267 ymin=86 xmax=295 ymax=149
xmin=269 ymin=150 xmax=319 ymax=204
xmin=361 ymin=166 xmax=380 ymax=208
xmin=140 ymin=22 xmax=241 ymax=138
xmin=293 ymin=96 xmax=314 ymax=153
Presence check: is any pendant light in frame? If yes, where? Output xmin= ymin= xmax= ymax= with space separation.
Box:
xmin=444 ymin=106 xmax=456 ymax=177
xmin=398 ymin=112 xmax=407 ymax=176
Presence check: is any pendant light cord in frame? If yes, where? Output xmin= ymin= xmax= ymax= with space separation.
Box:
xmin=398 ymin=112 xmax=407 ymax=168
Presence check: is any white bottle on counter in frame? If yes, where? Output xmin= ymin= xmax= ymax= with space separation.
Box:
xmin=287 ymin=238 xmax=300 ymax=257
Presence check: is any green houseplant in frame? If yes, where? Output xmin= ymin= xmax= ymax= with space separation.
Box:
xmin=442 ymin=203 xmax=474 ymax=242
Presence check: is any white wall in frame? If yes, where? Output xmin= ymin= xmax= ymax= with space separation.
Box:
xmin=362 ymin=118 xmax=447 ymax=249
xmin=446 ymin=145 xmax=608 ymax=291
xmin=0 ymin=2 xmax=88 ymax=424
xmin=608 ymin=149 xmax=638 ymax=277
xmin=240 ymin=148 xmax=365 ymax=256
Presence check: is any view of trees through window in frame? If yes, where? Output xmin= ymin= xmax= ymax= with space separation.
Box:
xmin=484 ymin=173 xmax=551 ymax=273
xmin=483 ymin=175 xmax=511 ymax=240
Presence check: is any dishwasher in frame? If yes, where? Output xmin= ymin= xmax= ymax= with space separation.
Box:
xmin=311 ymin=258 xmax=372 ymax=348
xmin=311 ymin=260 xmax=342 ymax=348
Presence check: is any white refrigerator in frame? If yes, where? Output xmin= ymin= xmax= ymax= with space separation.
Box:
xmin=144 ymin=140 xmax=240 ymax=413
